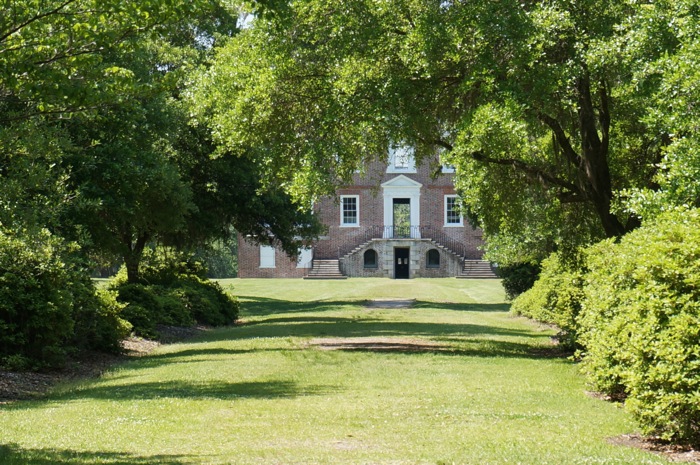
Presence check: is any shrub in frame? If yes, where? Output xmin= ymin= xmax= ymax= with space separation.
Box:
xmin=511 ymin=253 xmax=585 ymax=349
xmin=0 ymin=231 xmax=130 ymax=369
xmin=497 ymin=262 xmax=542 ymax=300
xmin=115 ymin=283 xmax=162 ymax=338
xmin=111 ymin=252 xmax=239 ymax=336
xmin=579 ymin=209 xmax=700 ymax=444
xmin=178 ymin=278 xmax=239 ymax=326
xmin=153 ymin=288 xmax=195 ymax=327
xmin=0 ymin=231 xmax=75 ymax=369
xmin=71 ymin=281 xmax=132 ymax=354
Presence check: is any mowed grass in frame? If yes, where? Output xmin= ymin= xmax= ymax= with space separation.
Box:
xmin=0 ymin=278 xmax=673 ymax=464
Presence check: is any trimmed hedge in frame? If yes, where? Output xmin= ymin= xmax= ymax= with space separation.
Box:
xmin=510 ymin=253 xmax=584 ymax=349
xmin=512 ymin=211 xmax=700 ymax=444
xmin=579 ymin=210 xmax=700 ymax=444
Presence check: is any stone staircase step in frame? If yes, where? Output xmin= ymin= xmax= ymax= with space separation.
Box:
xmin=304 ymin=259 xmax=347 ymax=280
xmin=457 ymin=260 xmax=499 ymax=279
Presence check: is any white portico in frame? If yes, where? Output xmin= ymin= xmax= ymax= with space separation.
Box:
xmin=381 ymin=175 xmax=422 ymax=239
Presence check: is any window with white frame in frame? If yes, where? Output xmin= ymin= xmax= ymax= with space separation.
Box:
xmin=340 ymin=195 xmax=359 ymax=226
xmin=445 ymin=195 xmax=463 ymax=226
xmin=387 ymin=145 xmax=416 ymax=173
xmin=259 ymin=245 xmax=276 ymax=268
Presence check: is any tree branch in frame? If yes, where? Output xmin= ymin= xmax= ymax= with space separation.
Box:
xmin=0 ymin=0 xmax=79 ymax=44
xmin=537 ymin=112 xmax=582 ymax=167
xmin=430 ymin=138 xmax=453 ymax=151
xmin=470 ymin=150 xmax=581 ymax=194
xmin=599 ymin=79 xmax=610 ymax=155
xmin=577 ymin=71 xmax=602 ymax=154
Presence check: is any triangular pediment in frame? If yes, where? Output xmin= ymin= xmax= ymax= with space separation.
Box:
xmin=381 ymin=175 xmax=423 ymax=189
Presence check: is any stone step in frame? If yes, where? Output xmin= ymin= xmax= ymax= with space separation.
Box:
xmin=303 ymin=275 xmax=348 ymax=280
xmin=303 ymin=259 xmax=347 ymax=280
xmin=458 ymin=260 xmax=499 ymax=279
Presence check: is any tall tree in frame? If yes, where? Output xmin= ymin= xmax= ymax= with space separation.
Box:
xmin=192 ymin=0 xmax=685 ymax=262
xmin=58 ymin=1 xmax=323 ymax=283
xmin=0 ymin=0 xmax=216 ymax=234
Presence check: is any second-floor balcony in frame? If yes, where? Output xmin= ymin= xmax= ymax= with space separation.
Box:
xmin=383 ymin=225 xmax=422 ymax=239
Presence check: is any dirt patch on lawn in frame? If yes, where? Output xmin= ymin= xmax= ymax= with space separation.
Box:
xmin=608 ymin=434 xmax=700 ymax=464
xmin=308 ymin=336 xmax=447 ymax=353
xmin=365 ymin=299 xmax=415 ymax=308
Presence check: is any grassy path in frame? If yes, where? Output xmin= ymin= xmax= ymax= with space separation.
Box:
xmin=0 ymin=279 xmax=672 ymax=464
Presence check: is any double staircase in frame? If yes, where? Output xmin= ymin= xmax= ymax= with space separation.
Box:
xmin=303 ymin=259 xmax=347 ymax=280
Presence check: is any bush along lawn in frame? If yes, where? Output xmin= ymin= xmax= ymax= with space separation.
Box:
xmin=513 ymin=210 xmax=700 ymax=447
xmin=0 ymin=279 xmax=680 ymax=464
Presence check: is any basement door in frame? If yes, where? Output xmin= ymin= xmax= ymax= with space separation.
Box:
xmin=394 ymin=247 xmax=410 ymax=279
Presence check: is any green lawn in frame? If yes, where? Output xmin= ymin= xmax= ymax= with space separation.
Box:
xmin=0 ymin=278 xmax=673 ymax=464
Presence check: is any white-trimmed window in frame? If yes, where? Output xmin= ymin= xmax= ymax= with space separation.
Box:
xmin=340 ymin=195 xmax=359 ymax=226
xmin=259 ymin=245 xmax=276 ymax=268
xmin=387 ymin=145 xmax=416 ymax=173
xmin=445 ymin=195 xmax=463 ymax=227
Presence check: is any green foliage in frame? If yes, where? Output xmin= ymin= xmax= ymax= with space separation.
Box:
xmin=111 ymin=252 xmax=239 ymax=336
xmin=578 ymin=210 xmax=700 ymax=444
xmin=0 ymin=230 xmax=130 ymax=369
xmin=620 ymin=0 xmax=700 ymax=219
xmin=168 ymin=125 xmax=325 ymax=260
xmin=192 ymin=0 xmax=681 ymax=266
xmin=177 ymin=279 xmax=239 ymax=327
xmin=511 ymin=253 xmax=585 ymax=349
xmin=70 ymin=282 xmax=132 ymax=354
xmin=196 ymin=237 xmax=238 ymax=279
xmin=0 ymin=231 xmax=75 ymax=368
xmin=497 ymin=262 xmax=542 ymax=301
xmin=114 ymin=284 xmax=163 ymax=339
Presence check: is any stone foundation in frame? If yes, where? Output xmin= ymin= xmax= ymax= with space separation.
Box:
xmin=340 ymin=238 xmax=462 ymax=278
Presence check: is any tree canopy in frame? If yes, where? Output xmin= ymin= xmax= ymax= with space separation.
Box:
xmin=192 ymin=0 xmax=699 ymax=263
xmin=1 ymin=0 xmax=322 ymax=282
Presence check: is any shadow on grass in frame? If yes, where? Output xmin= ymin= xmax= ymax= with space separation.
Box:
xmin=48 ymin=379 xmax=333 ymax=403
xmin=238 ymin=296 xmax=360 ymax=316
xmin=0 ymin=443 xmax=191 ymax=465
xmin=309 ymin=337 xmax=563 ymax=360
xmin=239 ymin=297 xmax=511 ymax=316
xmin=235 ymin=316 xmax=545 ymax=341
xmin=412 ymin=301 xmax=511 ymax=312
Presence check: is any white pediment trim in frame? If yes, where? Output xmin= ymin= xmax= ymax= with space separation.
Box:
xmin=381 ymin=175 xmax=423 ymax=189
xmin=381 ymin=175 xmax=422 ymax=237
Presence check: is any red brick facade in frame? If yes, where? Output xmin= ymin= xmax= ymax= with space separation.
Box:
xmin=238 ymin=155 xmax=485 ymax=278
xmin=237 ymin=240 xmax=311 ymax=278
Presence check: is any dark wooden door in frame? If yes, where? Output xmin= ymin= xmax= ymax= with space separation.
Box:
xmin=394 ymin=247 xmax=410 ymax=279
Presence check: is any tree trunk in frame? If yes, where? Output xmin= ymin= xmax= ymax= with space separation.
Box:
xmin=123 ymin=232 xmax=150 ymax=284
xmin=577 ymin=73 xmax=629 ymax=239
